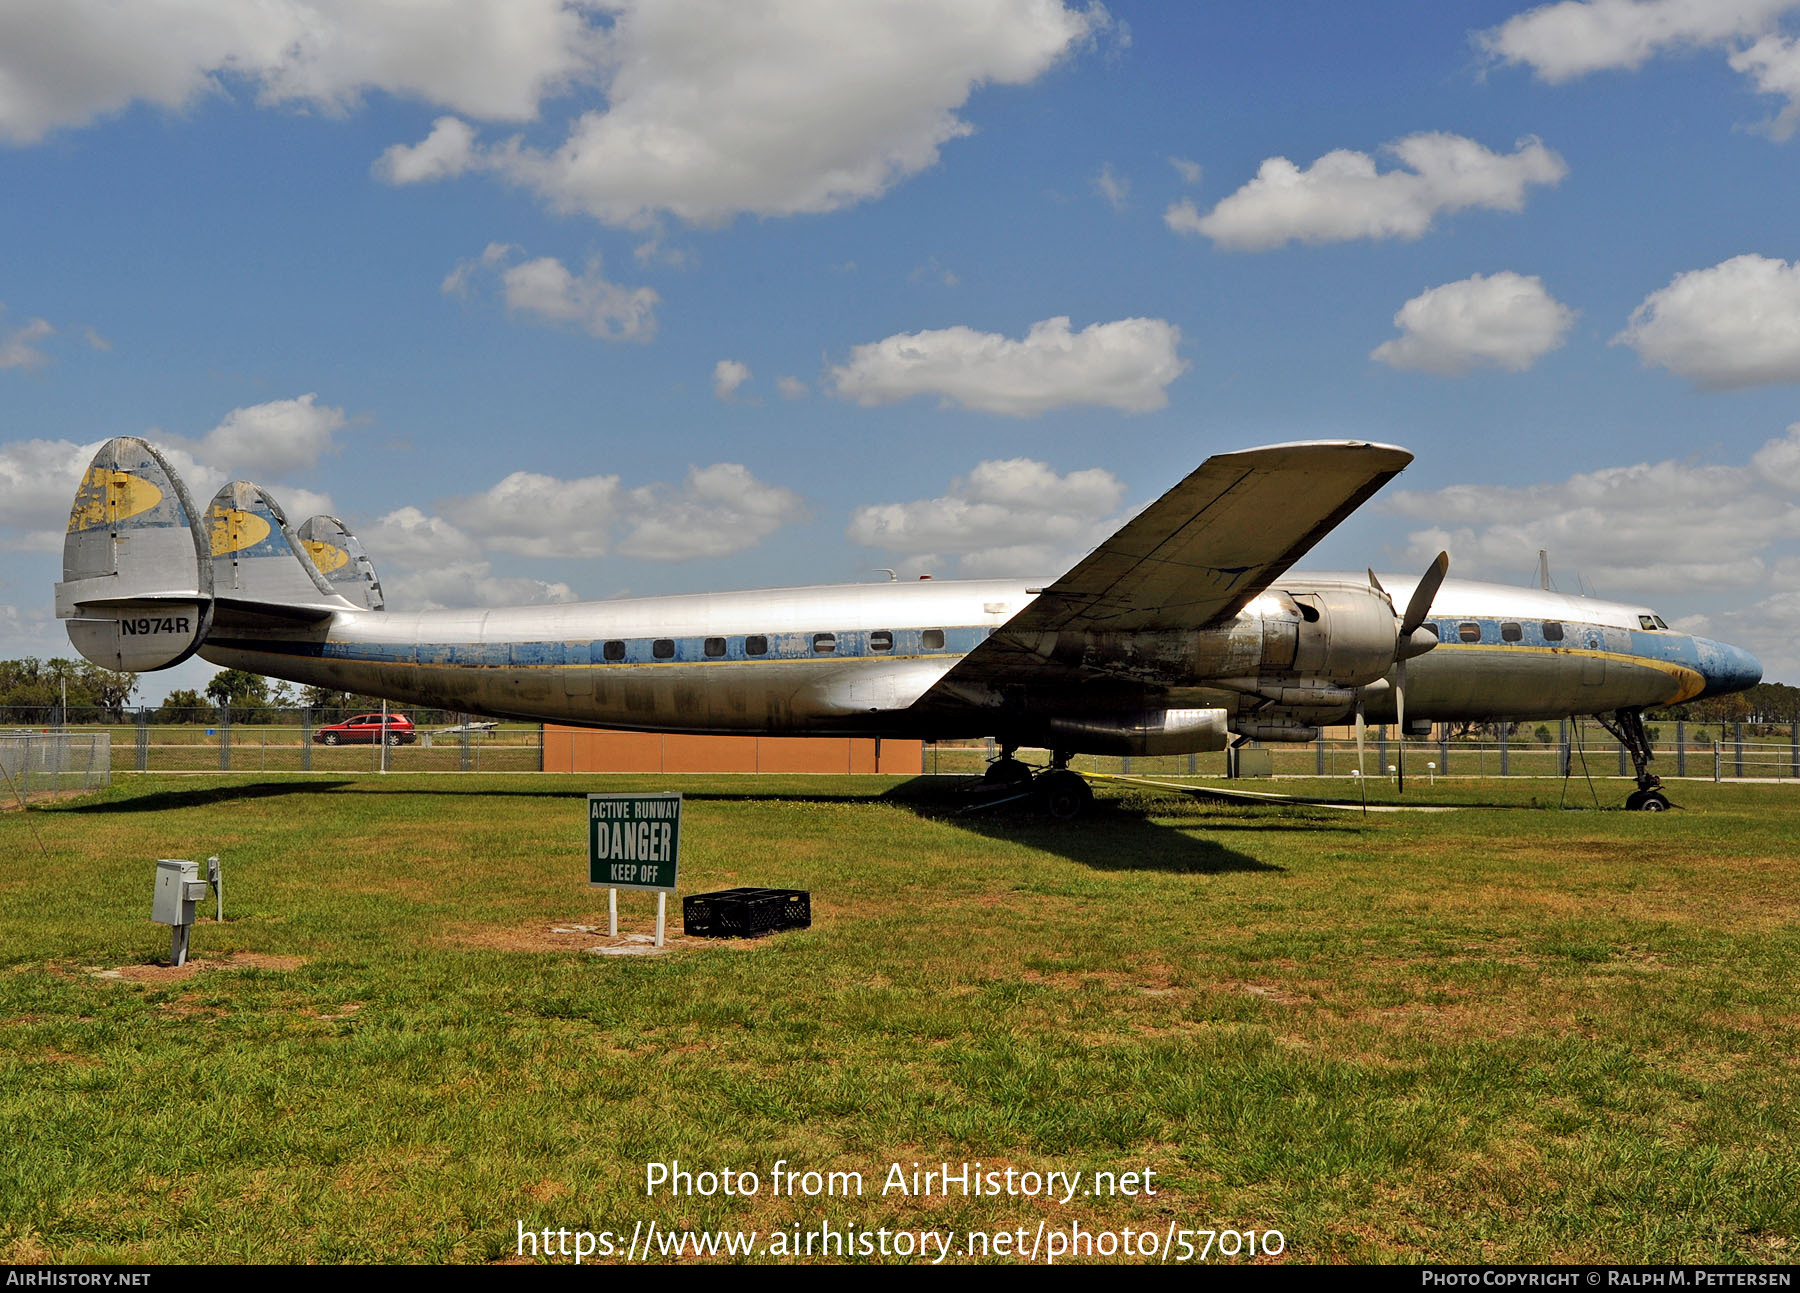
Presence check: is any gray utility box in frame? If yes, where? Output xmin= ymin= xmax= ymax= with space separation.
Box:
xmin=152 ymin=859 xmax=208 ymax=926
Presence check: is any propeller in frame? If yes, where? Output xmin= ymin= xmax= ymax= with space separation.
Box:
xmin=1391 ymin=551 xmax=1450 ymax=792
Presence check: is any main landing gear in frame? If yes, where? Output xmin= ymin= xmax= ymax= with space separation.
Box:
xmin=979 ymin=746 xmax=1093 ymax=820
xmin=1594 ymin=708 xmax=1672 ymax=812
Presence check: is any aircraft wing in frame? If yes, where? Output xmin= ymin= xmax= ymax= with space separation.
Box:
xmin=928 ymin=440 xmax=1411 ymax=690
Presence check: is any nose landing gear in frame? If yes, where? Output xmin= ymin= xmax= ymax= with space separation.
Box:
xmin=1595 ymin=708 xmax=1673 ymax=812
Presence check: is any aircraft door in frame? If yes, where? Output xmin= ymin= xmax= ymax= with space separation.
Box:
xmin=1581 ymin=627 xmax=1605 ymax=686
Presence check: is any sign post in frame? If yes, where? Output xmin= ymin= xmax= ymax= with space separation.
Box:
xmin=587 ymin=792 xmax=681 ymax=947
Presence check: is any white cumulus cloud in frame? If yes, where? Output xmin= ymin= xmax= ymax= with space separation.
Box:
xmin=193 ymin=393 xmax=349 ymax=475
xmin=0 ymin=0 xmax=599 ymax=144
xmin=1183 ymin=133 xmax=1567 ymax=251
xmin=379 ymin=0 xmax=1103 ymax=227
xmin=1385 ymin=429 xmax=1800 ymax=594
xmin=713 ymin=360 xmax=751 ymax=402
xmin=1614 ymin=253 xmax=1800 ymax=388
xmin=829 ymin=315 xmax=1186 ymax=416
xmin=0 ymin=314 xmax=55 ymax=370
xmin=1476 ymin=0 xmax=1792 ymax=82
xmin=444 ymin=243 xmax=659 ymax=342
xmin=1372 ymin=272 xmax=1576 ymax=376
xmin=437 ymin=461 xmax=804 ymax=563
xmin=619 ymin=464 xmax=808 ymax=560
xmin=848 ymin=457 xmax=1127 ymax=576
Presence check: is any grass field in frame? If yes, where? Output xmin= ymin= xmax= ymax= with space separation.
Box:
xmin=2 ymin=773 xmax=1797 ymax=1264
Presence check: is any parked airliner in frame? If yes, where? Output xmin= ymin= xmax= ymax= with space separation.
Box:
xmin=56 ymin=437 xmax=1760 ymax=815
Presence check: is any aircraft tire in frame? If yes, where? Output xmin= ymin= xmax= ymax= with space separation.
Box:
xmin=1038 ymin=769 xmax=1092 ymax=821
xmin=1626 ymin=790 xmax=1670 ymax=812
xmin=983 ymin=758 xmax=1032 ymax=787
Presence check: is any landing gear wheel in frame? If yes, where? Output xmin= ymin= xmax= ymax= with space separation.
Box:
xmin=1037 ymin=769 xmax=1092 ymax=821
xmin=1625 ymin=789 xmax=1670 ymax=812
xmin=983 ymin=758 xmax=1033 ymax=787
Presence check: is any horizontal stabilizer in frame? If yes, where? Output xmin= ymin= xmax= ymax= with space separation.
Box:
xmin=297 ymin=514 xmax=385 ymax=611
xmin=56 ymin=437 xmax=214 ymax=671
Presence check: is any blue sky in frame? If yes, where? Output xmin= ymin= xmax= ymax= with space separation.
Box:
xmin=6 ymin=0 xmax=1800 ymax=698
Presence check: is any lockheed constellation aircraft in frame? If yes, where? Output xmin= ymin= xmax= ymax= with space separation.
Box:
xmin=56 ymin=437 xmax=1760 ymax=816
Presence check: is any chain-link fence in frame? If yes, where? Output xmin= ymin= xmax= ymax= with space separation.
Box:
xmin=3 ymin=708 xmax=1797 ymax=781
xmin=0 ymin=730 xmax=111 ymax=797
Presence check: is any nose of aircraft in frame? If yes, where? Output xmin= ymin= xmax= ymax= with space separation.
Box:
xmin=1695 ymin=637 xmax=1763 ymax=699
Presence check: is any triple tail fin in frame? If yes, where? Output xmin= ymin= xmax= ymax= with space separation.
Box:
xmin=296 ymin=515 xmax=385 ymax=611
xmin=56 ymin=437 xmax=214 ymax=671
xmin=56 ymin=437 xmax=372 ymax=672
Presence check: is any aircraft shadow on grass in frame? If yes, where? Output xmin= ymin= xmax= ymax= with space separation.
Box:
xmin=58 ymin=780 xmax=361 ymax=813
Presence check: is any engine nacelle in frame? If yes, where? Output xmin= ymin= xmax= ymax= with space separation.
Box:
xmin=1044 ymin=707 xmax=1229 ymax=756
xmin=1275 ymin=584 xmax=1399 ymax=687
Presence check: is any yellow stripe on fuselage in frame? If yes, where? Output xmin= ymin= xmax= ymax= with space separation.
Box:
xmin=1430 ymin=642 xmax=1707 ymax=703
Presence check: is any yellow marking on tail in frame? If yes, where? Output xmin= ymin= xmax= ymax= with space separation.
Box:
xmin=302 ymin=539 xmax=349 ymax=574
xmin=206 ymin=505 xmax=271 ymax=556
xmin=66 ymin=468 xmax=163 ymax=532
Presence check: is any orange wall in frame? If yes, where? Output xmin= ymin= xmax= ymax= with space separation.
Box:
xmin=543 ymin=726 xmax=922 ymax=774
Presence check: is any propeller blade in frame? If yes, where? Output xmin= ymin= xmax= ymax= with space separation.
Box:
xmin=1400 ymin=550 xmax=1450 ymax=638
xmin=1354 ymin=702 xmax=1366 ymax=782
xmin=1395 ymin=658 xmax=1406 ymax=793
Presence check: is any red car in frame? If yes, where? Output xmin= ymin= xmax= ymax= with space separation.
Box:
xmin=313 ymin=713 xmax=416 ymax=745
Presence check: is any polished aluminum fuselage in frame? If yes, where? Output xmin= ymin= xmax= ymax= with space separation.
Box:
xmin=200 ymin=572 xmax=1759 ymax=741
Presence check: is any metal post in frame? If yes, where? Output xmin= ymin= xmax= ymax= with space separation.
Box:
xmin=1791 ymin=721 xmax=1798 ymax=780
xmin=461 ymin=715 xmax=472 ymax=772
xmin=1499 ymin=725 xmax=1509 ymax=776
xmin=136 ymin=706 xmax=148 ymax=772
xmin=1377 ymin=725 xmax=1388 ymax=776
xmin=302 ymin=707 xmax=313 ymax=771
xmin=1439 ymin=732 xmax=1449 ymax=776
xmin=1714 ymin=740 xmax=1722 ymax=782
xmin=609 ymin=887 xmax=617 ymax=938
xmin=1677 ymin=720 xmax=1686 ymax=777
xmin=655 ymin=892 xmax=666 ymax=949
xmin=219 ymin=709 xmax=231 ymax=771
xmin=379 ymin=699 xmax=389 ymax=775
xmin=1736 ymin=721 xmax=1745 ymax=778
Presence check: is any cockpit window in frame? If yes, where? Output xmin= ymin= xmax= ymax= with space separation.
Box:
xmin=1653 ymin=615 xmax=1669 ymax=630
xmin=1638 ymin=615 xmax=1658 ymax=631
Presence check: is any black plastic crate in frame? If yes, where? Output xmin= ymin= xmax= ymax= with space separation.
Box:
xmin=683 ymin=887 xmax=811 ymax=938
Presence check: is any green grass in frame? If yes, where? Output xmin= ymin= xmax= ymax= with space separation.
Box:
xmin=2 ymin=774 xmax=1797 ymax=1263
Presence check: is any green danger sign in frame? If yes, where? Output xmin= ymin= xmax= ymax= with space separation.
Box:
xmin=588 ymin=792 xmax=681 ymax=891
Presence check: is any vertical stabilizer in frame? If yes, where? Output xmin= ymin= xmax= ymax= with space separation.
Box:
xmin=204 ymin=482 xmax=356 ymax=612
xmin=297 ymin=514 xmax=385 ymax=611
xmin=55 ymin=437 xmax=214 ymax=671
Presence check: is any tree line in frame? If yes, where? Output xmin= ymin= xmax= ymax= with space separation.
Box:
xmin=1 ymin=659 xmax=461 ymax=726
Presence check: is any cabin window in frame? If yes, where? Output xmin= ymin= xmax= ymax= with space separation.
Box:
xmin=704 ymin=637 xmax=726 ymax=658
xmin=602 ymin=640 xmax=625 ymax=662
xmin=870 ymin=630 xmax=893 ymax=652
xmin=1421 ymin=622 xmax=1440 ymax=640
xmin=812 ymin=633 xmax=837 ymax=654
xmin=745 ymin=635 xmax=768 ymax=656
xmin=652 ymin=639 xmax=674 ymax=660
xmin=1457 ymin=621 xmax=1482 ymax=643
xmin=1501 ymin=622 xmax=1523 ymax=642
xmin=921 ymin=629 xmax=946 ymax=650
xmin=1543 ymin=621 xmax=1564 ymax=642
